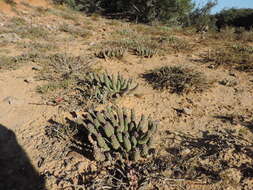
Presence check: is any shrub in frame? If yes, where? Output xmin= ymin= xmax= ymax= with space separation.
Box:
xmin=143 ymin=66 xmax=209 ymax=94
xmin=54 ymin=0 xmax=194 ymax=24
xmin=236 ymin=29 xmax=253 ymax=42
xmin=215 ymin=8 xmax=253 ymax=30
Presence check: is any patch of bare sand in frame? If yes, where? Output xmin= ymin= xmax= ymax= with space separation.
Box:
xmin=0 ymin=65 xmax=56 ymax=129
xmin=0 ymin=0 xmax=51 ymax=17
xmin=0 ymin=1 xmax=16 ymax=16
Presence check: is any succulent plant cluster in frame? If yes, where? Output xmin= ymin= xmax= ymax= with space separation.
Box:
xmin=85 ymin=72 xmax=138 ymax=103
xmin=80 ymin=106 xmax=158 ymax=161
xmin=133 ymin=46 xmax=157 ymax=58
xmin=95 ymin=47 xmax=126 ymax=59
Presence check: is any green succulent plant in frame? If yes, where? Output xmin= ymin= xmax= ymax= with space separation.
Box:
xmin=95 ymin=47 xmax=127 ymax=59
xmin=81 ymin=106 xmax=158 ymax=161
xmin=84 ymin=72 xmax=138 ymax=103
xmin=134 ymin=46 xmax=157 ymax=58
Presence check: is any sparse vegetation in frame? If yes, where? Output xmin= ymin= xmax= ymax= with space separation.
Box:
xmin=9 ymin=17 xmax=27 ymax=26
xmin=0 ymin=53 xmax=42 ymax=70
xmin=236 ymin=29 xmax=253 ymax=42
xmin=3 ymin=0 xmax=16 ymax=6
xmin=94 ymin=33 xmax=192 ymax=59
xmin=37 ymin=80 xmax=72 ymax=94
xmin=143 ymin=66 xmax=210 ymax=94
xmin=36 ymin=53 xmax=94 ymax=110
xmin=48 ymin=6 xmax=79 ymax=21
xmin=201 ymin=44 xmax=253 ymax=72
xmin=59 ymin=23 xmax=91 ymax=38
xmin=16 ymin=26 xmax=50 ymax=40
xmin=17 ymin=42 xmax=58 ymax=53
xmin=0 ymin=55 xmax=20 ymax=70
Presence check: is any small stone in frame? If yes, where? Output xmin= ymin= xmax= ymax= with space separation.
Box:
xmin=24 ymin=77 xmax=34 ymax=83
xmin=2 ymin=96 xmax=24 ymax=105
xmin=37 ymin=156 xmax=44 ymax=168
xmin=183 ymin=108 xmax=192 ymax=115
xmin=174 ymin=135 xmax=182 ymax=141
xmin=181 ymin=148 xmax=191 ymax=156
xmin=89 ymin=42 xmax=95 ymax=46
xmin=32 ymin=66 xmax=40 ymax=71
xmin=134 ymin=93 xmax=145 ymax=99
xmin=65 ymin=163 xmax=78 ymax=172
xmin=219 ymin=78 xmax=237 ymax=87
xmin=76 ymin=162 xmax=87 ymax=172
xmin=229 ymin=72 xmax=236 ymax=77
xmin=208 ymin=64 xmax=216 ymax=69
xmin=89 ymin=163 xmax=97 ymax=172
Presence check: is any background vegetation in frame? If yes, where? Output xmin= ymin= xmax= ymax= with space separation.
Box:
xmin=56 ymin=0 xmax=253 ymax=32
xmin=215 ymin=8 xmax=253 ymax=30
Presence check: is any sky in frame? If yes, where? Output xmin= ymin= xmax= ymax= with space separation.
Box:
xmin=193 ymin=0 xmax=253 ymax=13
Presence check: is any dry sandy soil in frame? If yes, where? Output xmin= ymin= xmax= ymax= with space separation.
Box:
xmin=0 ymin=0 xmax=253 ymax=190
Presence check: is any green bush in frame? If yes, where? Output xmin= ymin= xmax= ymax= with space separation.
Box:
xmin=54 ymin=0 xmax=194 ymax=24
xmin=215 ymin=8 xmax=253 ymax=30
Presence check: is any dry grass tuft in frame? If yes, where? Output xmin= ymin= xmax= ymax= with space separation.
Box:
xmin=17 ymin=42 xmax=58 ymax=53
xmin=36 ymin=53 xmax=96 ymax=111
xmin=0 ymin=52 xmax=42 ymax=70
xmin=143 ymin=66 xmax=210 ymax=94
xmin=16 ymin=26 xmax=50 ymax=40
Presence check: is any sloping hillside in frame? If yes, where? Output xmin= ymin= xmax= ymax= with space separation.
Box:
xmin=0 ymin=1 xmax=253 ymax=190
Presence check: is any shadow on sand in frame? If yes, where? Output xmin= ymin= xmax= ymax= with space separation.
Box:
xmin=0 ymin=124 xmax=46 ymax=190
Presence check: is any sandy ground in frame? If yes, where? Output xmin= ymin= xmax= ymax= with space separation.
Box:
xmin=0 ymin=65 xmax=56 ymax=129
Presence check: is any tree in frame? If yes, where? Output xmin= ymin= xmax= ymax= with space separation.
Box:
xmin=187 ymin=0 xmax=217 ymax=31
